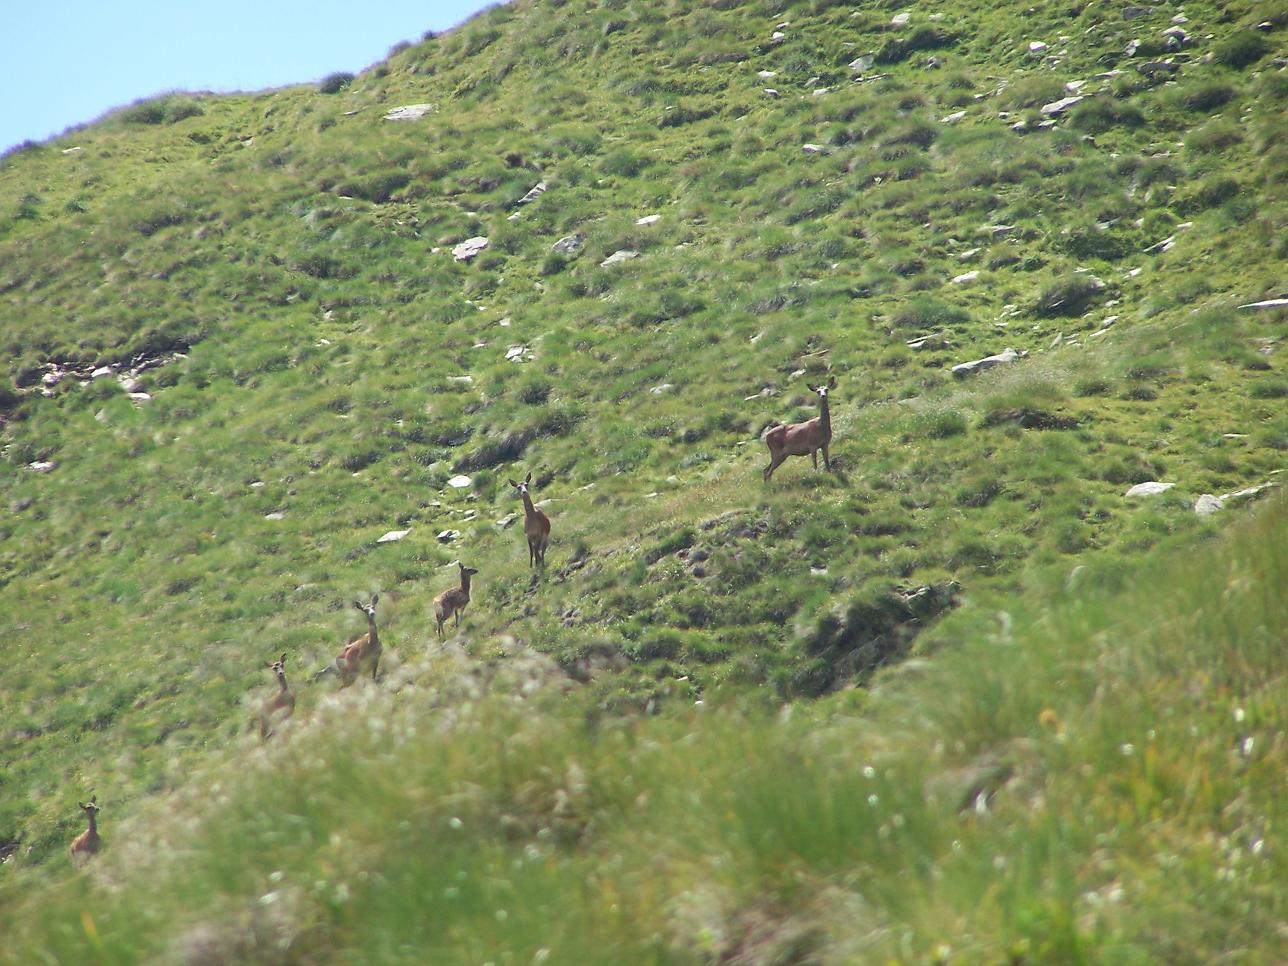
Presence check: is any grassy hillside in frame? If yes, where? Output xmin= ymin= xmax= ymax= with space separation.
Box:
xmin=2 ymin=0 xmax=1287 ymax=958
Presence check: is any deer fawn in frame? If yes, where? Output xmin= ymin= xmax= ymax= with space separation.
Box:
xmin=508 ymin=471 xmax=550 ymax=567
xmin=434 ymin=563 xmax=479 ymax=639
xmin=763 ymin=375 xmax=836 ymax=482
xmin=315 ymin=596 xmax=382 ymax=688
xmin=258 ymin=652 xmax=295 ymax=739
xmin=69 ymin=797 xmax=102 ymax=865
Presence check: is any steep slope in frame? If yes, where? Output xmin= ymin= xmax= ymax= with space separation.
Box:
xmin=1 ymin=0 xmax=1286 ymax=935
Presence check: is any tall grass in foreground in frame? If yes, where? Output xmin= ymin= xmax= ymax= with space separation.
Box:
xmin=6 ymin=496 xmax=1287 ymax=962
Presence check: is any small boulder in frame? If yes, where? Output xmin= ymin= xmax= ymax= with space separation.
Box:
xmin=552 ymin=234 xmax=583 ymax=255
xmin=452 ymin=237 xmax=489 ymax=262
xmin=891 ymin=12 xmax=911 ymax=26
xmin=849 ymin=55 xmax=875 ymax=73
xmin=951 ymin=347 xmax=1024 ymax=379
xmin=600 ymin=249 xmax=638 ymax=267
xmin=515 ymin=181 xmax=548 ymax=205
xmin=383 ymin=103 xmax=435 ymax=121
xmin=447 ymin=475 xmax=472 ymax=488
xmin=636 ymin=214 xmax=661 ymax=226
xmin=1124 ymin=481 xmax=1174 ymax=498
xmin=377 ymin=529 xmax=411 ymax=543
xmin=437 ymin=529 xmax=461 ymax=543
xmin=1040 ymin=95 xmax=1084 ymax=117
xmin=952 ymin=270 xmax=979 ymax=285
xmin=1194 ymin=494 xmax=1224 ymax=515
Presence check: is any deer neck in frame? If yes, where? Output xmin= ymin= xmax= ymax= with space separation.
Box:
xmin=460 ymin=572 xmax=473 ymax=598
xmin=276 ymin=671 xmax=289 ymax=693
xmin=521 ymin=490 xmax=538 ymax=518
xmin=86 ymin=813 xmax=97 ymax=836
xmin=365 ymin=616 xmax=379 ymax=649
xmin=818 ymin=394 xmax=831 ymax=435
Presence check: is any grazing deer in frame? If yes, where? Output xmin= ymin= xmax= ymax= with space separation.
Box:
xmin=258 ymin=652 xmax=295 ymax=739
xmin=762 ymin=375 xmax=837 ymax=482
xmin=434 ymin=563 xmax=479 ymax=639
xmin=314 ymin=596 xmax=382 ymax=688
xmin=69 ymin=797 xmax=102 ymax=865
xmin=508 ymin=471 xmax=550 ymax=567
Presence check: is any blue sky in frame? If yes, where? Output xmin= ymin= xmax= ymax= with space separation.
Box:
xmin=2 ymin=0 xmax=494 ymax=153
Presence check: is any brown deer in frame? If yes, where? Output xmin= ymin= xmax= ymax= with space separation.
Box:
xmin=762 ymin=375 xmax=837 ymax=482
xmin=508 ymin=471 xmax=550 ymax=567
xmin=258 ymin=653 xmax=295 ymax=739
xmin=69 ymin=797 xmax=102 ymax=865
xmin=314 ymin=596 xmax=381 ymax=688
xmin=434 ymin=563 xmax=479 ymax=639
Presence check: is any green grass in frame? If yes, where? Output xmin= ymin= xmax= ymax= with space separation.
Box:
xmin=2 ymin=0 xmax=1288 ymax=958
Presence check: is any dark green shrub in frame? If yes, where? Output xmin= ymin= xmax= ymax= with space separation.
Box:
xmin=1212 ymin=31 xmax=1269 ymax=68
xmin=1250 ymin=381 xmax=1288 ymax=400
xmin=1179 ymin=176 xmax=1240 ymax=212
xmin=1070 ymin=96 xmax=1145 ymax=133
xmin=889 ymin=296 xmax=970 ymax=329
xmin=318 ymin=72 xmax=355 ymax=94
xmin=1181 ymin=82 xmax=1237 ymax=112
xmin=875 ymin=27 xmax=954 ymax=65
xmin=1033 ymin=275 xmax=1104 ymax=317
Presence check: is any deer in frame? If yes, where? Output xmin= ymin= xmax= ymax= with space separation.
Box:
xmin=762 ymin=375 xmax=837 ymax=482
xmin=434 ymin=563 xmax=479 ymax=640
xmin=69 ymin=797 xmax=102 ymax=865
xmin=258 ymin=652 xmax=295 ymax=739
xmin=508 ymin=471 xmax=550 ymax=567
xmin=314 ymin=596 xmax=382 ymax=688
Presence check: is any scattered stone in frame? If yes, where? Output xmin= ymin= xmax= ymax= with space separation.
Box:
xmin=892 ymin=12 xmax=911 ymax=26
xmin=636 ymin=214 xmax=661 ymax=226
xmin=849 ymin=55 xmax=875 ymax=73
xmin=1194 ymin=494 xmax=1224 ymax=515
xmin=515 ymin=181 xmax=548 ymax=205
xmin=801 ymin=143 xmax=822 ymax=154
xmin=649 ymin=383 xmax=675 ymax=395
xmin=505 ymin=345 xmax=529 ymax=362
xmin=62 ymin=146 xmax=82 ymax=154
xmin=446 ymin=375 xmax=474 ymax=386
xmin=1124 ymin=481 xmax=1174 ymax=498
xmin=437 ymin=529 xmax=461 ymax=543
xmin=264 ymin=512 xmax=285 ymax=520
xmin=1137 ymin=60 xmax=1179 ymax=77
xmin=447 ymin=475 xmax=472 ymax=488
xmin=763 ymin=88 xmax=781 ymax=98
xmin=28 ymin=461 xmax=56 ymax=473
xmin=1162 ymin=26 xmax=1189 ymax=47
xmin=813 ymin=87 xmax=830 ymax=96
xmin=958 ymin=248 xmax=980 ymax=261
xmin=91 ymin=366 xmax=115 ymax=380
xmin=907 ymin=335 xmax=948 ymax=351
xmin=757 ymin=69 xmax=777 ymax=79
xmin=1172 ymin=14 xmax=1188 ymax=24
xmin=1224 ymin=482 xmax=1279 ymax=504
xmin=383 ymin=103 xmax=435 ymax=121
xmin=496 ymin=513 xmax=519 ymax=528
xmin=1041 ymin=95 xmax=1084 ymax=116
xmin=1122 ymin=6 xmax=1154 ymax=19
xmin=941 ymin=110 xmax=967 ymax=123
xmin=552 ymin=234 xmax=582 ymax=255
xmin=1126 ymin=39 xmax=1141 ymax=56
xmin=452 ymin=236 xmax=489 ymax=262
xmin=1028 ymin=41 xmax=1049 ymax=54
xmin=952 ymin=270 xmax=979 ymax=284
xmin=600 ymin=249 xmax=638 ymax=267
xmin=771 ymin=30 xmax=787 ymax=41
xmin=1011 ymin=120 xmax=1029 ymax=132
xmin=377 ymin=529 xmax=412 ymax=545
xmin=1239 ymin=298 xmax=1288 ymax=311
xmin=1065 ymin=80 xmax=1087 ymax=93
xmin=952 ymin=347 xmax=1024 ymax=379
xmin=988 ymin=224 xmax=1017 ymax=239
xmin=127 ymin=392 xmax=152 ymax=402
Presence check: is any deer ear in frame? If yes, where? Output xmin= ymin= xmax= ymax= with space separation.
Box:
xmin=78 ymin=802 xmax=84 ymax=810
xmin=508 ymin=479 xmax=518 ymax=488
xmin=280 ymin=652 xmax=287 ymax=664
xmin=828 ymin=375 xmax=837 ymax=389
xmin=806 ymin=383 xmax=818 ymax=393
xmin=525 ymin=471 xmax=532 ymax=484
xmin=370 ymin=594 xmax=378 ymax=605
xmin=353 ymin=600 xmax=363 ymax=611
xmin=90 ymin=796 xmax=96 ymax=805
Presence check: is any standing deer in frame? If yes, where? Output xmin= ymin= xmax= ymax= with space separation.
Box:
xmin=762 ymin=375 xmax=837 ymax=482
xmin=434 ymin=563 xmax=479 ymax=639
xmin=314 ymin=596 xmax=382 ymax=688
xmin=69 ymin=797 xmax=102 ymax=865
xmin=508 ymin=471 xmax=550 ymax=567
xmin=258 ymin=652 xmax=295 ymax=739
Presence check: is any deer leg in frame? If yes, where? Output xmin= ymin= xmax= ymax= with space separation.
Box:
xmin=822 ymin=443 xmax=831 ymax=471
xmin=371 ymin=655 xmax=380 ymax=681
xmin=763 ymin=452 xmax=783 ymax=481
xmin=811 ymin=449 xmax=818 ymax=470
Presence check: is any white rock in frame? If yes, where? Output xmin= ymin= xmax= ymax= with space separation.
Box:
xmin=91 ymin=366 xmax=115 ymax=379
xmin=377 ymin=529 xmax=411 ymax=543
xmin=127 ymin=392 xmax=152 ymax=401
xmin=447 ymin=475 xmax=472 ymax=488
xmin=1041 ymin=95 xmax=1084 ymax=116
xmin=383 ymin=103 xmax=435 ymax=121
xmin=28 ymin=461 xmax=56 ymax=473
xmin=505 ymin=345 xmax=529 ymax=362
xmin=437 ymin=529 xmax=461 ymax=543
xmin=892 ymin=12 xmax=911 ymax=26
xmin=62 ymin=146 xmax=82 ymax=154
xmin=801 ymin=143 xmax=822 ymax=154
xmin=495 ymin=513 xmax=519 ymax=528
xmin=1239 ymin=298 xmax=1288 ymax=311
xmin=516 ymin=181 xmax=548 ymax=205
xmin=600 ymin=249 xmax=639 ymax=267
xmin=452 ymin=236 xmax=489 ymax=261
xmin=552 ymin=234 xmax=582 ymax=255
xmin=1124 ymin=481 xmax=1174 ymax=498
xmin=951 ymin=347 xmax=1024 ymax=379
xmin=813 ymin=88 xmax=830 ymax=96
xmin=1194 ymin=494 xmax=1224 ymax=515
xmin=757 ymin=69 xmax=777 ymax=79
xmin=250 ymin=481 xmax=265 ymax=488
xmin=958 ymin=248 xmax=980 ymax=261
xmin=636 ymin=214 xmax=661 ymax=226
xmin=941 ymin=110 xmax=967 ymax=123
xmin=849 ymin=55 xmax=875 ymax=73
xmin=1029 ymin=41 xmax=1049 ymax=54
xmin=264 ymin=512 xmax=285 ymax=520
xmin=649 ymin=383 xmax=675 ymax=395
xmin=446 ymin=375 xmax=474 ymax=385
xmin=772 ymin=31 xmax=786 ymax=40
xmin=952 ymin=271 xmax=979 ymax=285
xmin=763 ymin=88 xmax=781 ymax=97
